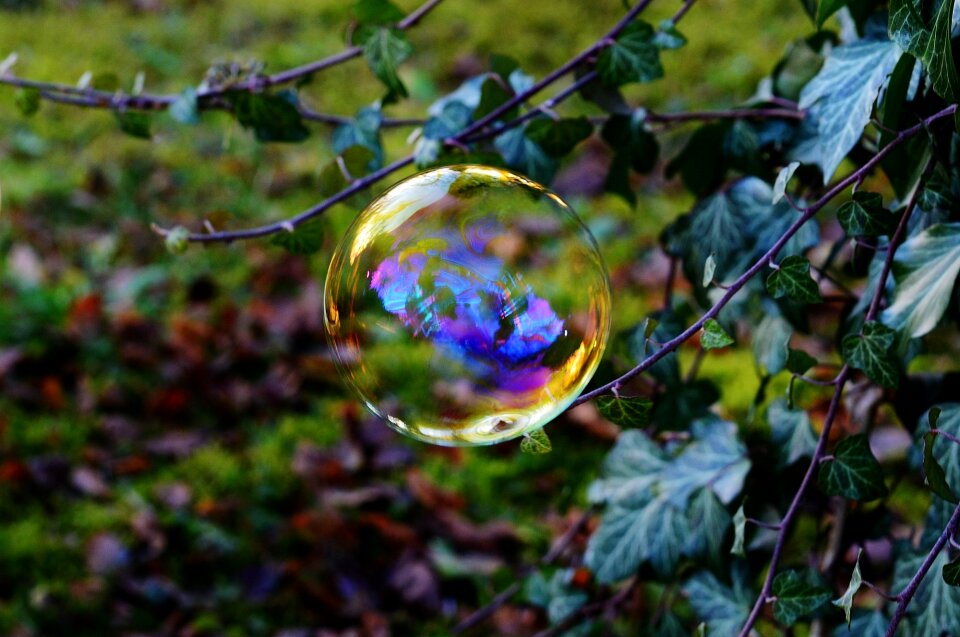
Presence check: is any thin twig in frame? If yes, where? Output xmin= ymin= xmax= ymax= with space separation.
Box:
xmin=931 ymin=428 xmax=960 ymax=446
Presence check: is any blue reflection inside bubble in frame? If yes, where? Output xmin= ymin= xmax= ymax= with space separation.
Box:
xmin=368 ymin=220 xmax=564 ymax=394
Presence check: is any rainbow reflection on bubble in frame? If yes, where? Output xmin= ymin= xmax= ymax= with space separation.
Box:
xmin=324 ymin=165 xmax=611 ymax=446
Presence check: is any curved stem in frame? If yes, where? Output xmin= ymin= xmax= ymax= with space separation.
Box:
xmin=885 ymin=502 xmax=960 ymax=636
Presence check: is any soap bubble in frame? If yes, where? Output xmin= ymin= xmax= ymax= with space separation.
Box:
xmin=324 ymin=165 xmax=611 ymax=446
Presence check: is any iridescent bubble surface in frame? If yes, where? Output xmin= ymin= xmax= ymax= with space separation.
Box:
xmin=324 ymin=165 xmax=611 ymax=446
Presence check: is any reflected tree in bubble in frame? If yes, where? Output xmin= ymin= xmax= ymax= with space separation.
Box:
xmin=325 ymin=165 xmax=611 ymax=446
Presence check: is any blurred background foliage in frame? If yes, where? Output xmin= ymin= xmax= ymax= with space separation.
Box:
xmin=0 ymin=1 xmax=813 ymax=635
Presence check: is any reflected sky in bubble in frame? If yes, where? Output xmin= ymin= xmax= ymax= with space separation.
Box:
xmin=324 ymin=165 xmax=611 ymax=446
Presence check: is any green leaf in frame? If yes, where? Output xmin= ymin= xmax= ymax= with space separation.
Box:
xmin=14 ymin=87 xmax=40 ymax=117
xmin=666 ymin=122 xmax=728 ymax=196
xmin=924 ymin=0 xmax=960 ymax=102
xmin=918 ymin=405 xmax=960 ymax=498
xmin=818 ymin=434 xmax=888 ymax=501
xmin=229 ymin=90 xmax=309 ymax=142
xmin=889 ymin=0 xmax=929 ymax=59
xmin=838 ymin=191 xmax=898 ymax=237
xmin=753 ymin=315 xmax=792 ymax=377
xmin=601 ymin=110 xmax=659 ymax=205
xmin=597 ymin=20 xmax=663 ymax=87
xmin=786 ymin=348 xmax=817 ymax=375
xmin=333 ymin=106 xmax=383 ymax=170
xmin=652 ymin=381 xmax=721 ymax=430
xmin=356 ymin=25 xmax=413 ymax=100
xmin=730 ymin=503 xmax=746 ymax=557
xmin=944 ymin=556 xmax=960 ymax=587
xmin=653 ymin=19 xmax=687 ymax=49
xmin=702 ymin=253 xmax=717 ymax=288
xmin=473 ymin=75 xmax=516 ymax=121
xmin=798 ymin=40 xmax=900 ymax=182
xmin=586 ymin=421 xmax=750 ymax=581
xmin=831 ymin=611 xmax=888 ymax=637
xmin=683 ymin=571 xmax=751 ymax=637
xmin=164 ymin=226 xmax=190 ymax=254
xmin=766 ymin=255 xmax=822 ymax=303
xmin=270 ymin=221 xmax=323 ymax=255
xmin=114 ymin=111 xmax=151 ymax=139
xmin=353 ymin=0 xmax=405 ymax=25
xmin=833 ymin=549 xmax=863 ymax=628
xmin=520 ymin=428 xmax=552 ymax=454
xmin=684 ymin=488 xmax=732 ymax=562
xmin=525 ymin=116 xmax=593 ymax=157
xmin=701 ymin=319 xmax=734 ymax=350
xmin=169 ymin=87 xmax=200 ymax=125
xmin=816 ymin=0 xmax=848 ymax=28
xmin=923 ymin=432 xmax=959 ymax=503
xmin=769 ymin=399 xmax=817 ymax=466
xmin=422 ymin=100 xmax=472 ymax=140
xmin=772 ymin=162 xmax=799 ymax=204
xmin=882 ymin=223 xmax=960 ymax=339
xmin=772 ymin=570 xmax=831 ymax=624
xmin=841 ymin=321 xmax=900 ymax=388
xmin=596 ymin=395 xmax=653 ymax=428
xmin=494 ymin=126 xmax=557 ymax=183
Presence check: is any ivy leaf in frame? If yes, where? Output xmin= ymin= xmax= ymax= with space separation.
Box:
xmin=702 ymin=253 xmax=717 ymax=288
xmin=772 ymin=570 xmax=831 ymax=624
xmin=730 ymin=503 xmax=746 ymax=557
xmin=586 ymin=421 xmax=750 ymax=581
xmin=15 ymin=87 xmax=40 ymax=117
xmin=684 ymin=488 xmax=732 ymax=562
xmin=882 ymin=223 xmax=960 ymax=339
xmin=772 ymin=161 xmax=799 ymax=204
xmin=838 ymin=191 xmax=898 ymax=237
xmin=818 ymin=434 xmax=888 ymax=501
xmin=894 ymin=547 xmax=960 ymax=634
xmin=786 ymin=348 xmax=817 ymax=375
xmin=683 ymin=571 xmax=751 ymax=637
xmin=587 ymin=430 xmax=667 ymax=504
xmin=596 ymin=395 xmax=653 ymax=428
xmin=356 ymin=25 xmax=413 ymax=101
xmin=652 ymin=381 xmax=721 ymax=430
xmin=889 ymin=0 xmax=929 ymax=59
xmin=767 ymin=255 xmax=822 ymax=303
xmin=769 ymin=399 xmax=817 ymax=466
xmin=353 ymin=0 xmax=405 ymax=25
xmin=229 ymin=90 xmax=309 ymax=142
xmin=333 ymin=106 xmax=384 ymax=170
xmin=816 ymin=0 xmax=848 ymax=28
xmin=918 ymin=405 xmax=960 ymax=498
xmin=833 ymin=549 xmax=863 ymax=628
xmin=798 ymin=39 xmax=900 ymax=182
xmin=924 ymin=0 xmax=960 ymax=102
xmin=525 ymin=116 xmax=593 ymax=157
xmin=653 ymin=19 xmax=686 ymax=50
xmin=494 ymin=126 xmax=557 ymax=183
xmin=701 ymin=319 xmax=734 ymax=350
xmin=923 ymin=432 xmax=959 ymax=503
xmin=831 ymin=611 xmax=888 ymax=637
xmin=169 ymin=87 xmax=200 ymax=125
xmin=114 ymin=111 xmax=151 ymax=139
xmin=318 ymin=145 xmax=377 ymax=201
xmin=597 ymin=20 xmax=663 ymax=87
xmin=841 ymin=321 xmax=900 ymax=388
xmin=753 ymin=315 xmax=792 ymax=377
xmin=945 ymin=556 xmax=960 ymax=587
xmin=520 ymin=428 xmax=552 ymax=454
xmin=601 ymin=110 xmax=659 ymax=205
xmin=422 ymin=100 xmax=472 ymax=140
xmin=270 ymin=221 xmax=323 ymax=255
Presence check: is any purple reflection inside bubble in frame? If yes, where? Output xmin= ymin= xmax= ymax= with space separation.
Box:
xmin=368 ymin=221 xmax=564 ymax=395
